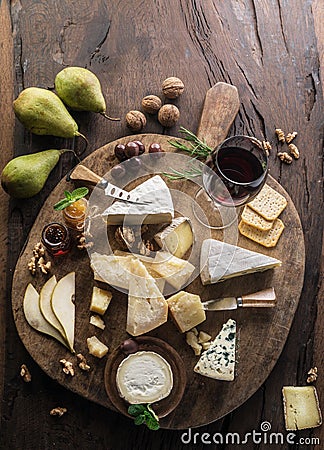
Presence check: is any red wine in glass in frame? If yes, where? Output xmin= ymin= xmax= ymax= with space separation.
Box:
xmin=203 ymin=136 xmax=268 ymax=207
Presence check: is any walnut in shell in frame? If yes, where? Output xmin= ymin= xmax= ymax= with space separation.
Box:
xmin=162 ymin=77 xmax=184 ymax=99
xmin=125 ymin=110 xmax=147 ymax=132
xmin=158 ymin=104 xmax=180 ymax=128
xmin=141 ymin=95 xmax=162 ymax=114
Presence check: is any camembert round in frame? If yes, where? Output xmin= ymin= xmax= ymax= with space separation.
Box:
xmin=116 ymin=351 xmax=173 ymax=404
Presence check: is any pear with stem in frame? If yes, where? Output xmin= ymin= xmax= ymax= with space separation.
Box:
xmin=55 ymin=66 xmax=119 ymax=121
xmin=13 ymin=87 xmax=87 ymax=143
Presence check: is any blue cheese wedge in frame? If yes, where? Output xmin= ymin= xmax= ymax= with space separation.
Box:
xmin=154 ymin=217 xmax=193 ymax=258
xmin=102 ymin=175 xmax=174 ymax=225
xmin=116 ymin=351 xmax=173 ymax=404
xmin=194 ymin=319 xmax=236 ymax=381
xmin=200 ymin=239 xmax=281 ymax=285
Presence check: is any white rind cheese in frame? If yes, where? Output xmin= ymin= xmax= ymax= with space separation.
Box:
xmin=116 ymin=351 xmax=173 ymax=404
xmin=126 ymin=259 xmax=168 ymax=336
xmin=154 ymin=217 xmax=193 ymax=258
xmin=102 ymin=175 xmax=174 ymax=225
xmin=194 ymin=319 xmax=236 ymax=381
xmin=200 ymin=239 xmax=282 ymax=285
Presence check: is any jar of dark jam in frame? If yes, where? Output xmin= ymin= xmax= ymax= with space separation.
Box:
xmin=41 ymin=222 xmax=71 ymax=256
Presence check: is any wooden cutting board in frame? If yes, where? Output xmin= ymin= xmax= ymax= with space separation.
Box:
xmin=11 ymin=84 xmax=305 ymax=429
xmin=11 ymin=135 xmax=304 ymax=429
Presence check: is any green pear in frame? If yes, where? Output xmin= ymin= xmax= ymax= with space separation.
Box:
xmin=13 ymin=87 xmax=87 ymax=139
xmin=1 ymin=149 xmax=64 ymax=198
xmin=55 ymin=67 xmax=119 ymax=121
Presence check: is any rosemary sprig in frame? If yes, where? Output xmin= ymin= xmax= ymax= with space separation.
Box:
xmin=163 ymin=166 xmax=202 ymax=181
xmin=168 ymin=126 xmax=212 ymax=159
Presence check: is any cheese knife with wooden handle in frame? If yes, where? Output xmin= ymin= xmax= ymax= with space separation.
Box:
xmin=202 ymin=287 xmax=276 ymax=311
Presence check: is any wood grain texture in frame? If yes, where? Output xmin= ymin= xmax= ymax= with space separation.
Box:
xmin=1 ymin=0 xmax=323 ymax=448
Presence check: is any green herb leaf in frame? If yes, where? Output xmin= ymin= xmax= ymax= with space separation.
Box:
xmin=53 ymin=199 xmax=71 ymax=211
xmin=134 ymin=414 xmax=146 ymax=425
xmin=168 ymin=127 xmax=212 ymax=159
xmin=163 ymin=166 xmax=202 ymax=181
xmin=128 ymin=404 xmax=146 ymax=416
xmin=53 ymin=187 xmax=89 ymax=211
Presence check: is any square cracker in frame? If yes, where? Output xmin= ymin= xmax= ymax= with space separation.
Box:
xmin=238 ymin=218 xmax=285 ymax=247
xmin=241 ymin=205 xmax=274 ymax=231
xmin=248 ymin=184 xmax=287 ymax=221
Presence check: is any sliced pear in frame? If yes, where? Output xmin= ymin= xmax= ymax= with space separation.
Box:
xmin=23 ymin=283 xmax=68 ymax=349
xmin=39 ymin=275 xmax=68 ymax=345
xmin=51 ymin=272 xmax=75 ymax=353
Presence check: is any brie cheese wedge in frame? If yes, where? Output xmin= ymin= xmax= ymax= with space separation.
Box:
xmin=200 ymin=239 xmax=282 ymax=285
xmin=194 ymin=319 xmax=236 ymax=381
xmin=102 ymin=175 xmax=174 ymax=225
xmin=116 ymin=351 xmax=173 ymax=404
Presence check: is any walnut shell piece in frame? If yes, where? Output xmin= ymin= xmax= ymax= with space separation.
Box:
xmin=158 ymin=104 xmax=180 ymax=128
xmin=162 ymin=77 xmax=185 ymax=99
xmin=141 ymin=95 xmax=162 ymax=114
xmin=125 ymin=110 xmax=147 ymax=132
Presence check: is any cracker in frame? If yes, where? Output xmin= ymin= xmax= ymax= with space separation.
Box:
xmin=241 ymin=205 xmax=274 ymax=231
xmin=238 ymin=219 xmax=285 ymax=247
xmin=248 ymin=184 xmax=287 ymax=220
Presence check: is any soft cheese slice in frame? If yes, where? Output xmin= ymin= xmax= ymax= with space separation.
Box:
xmin=154 ymin=217 xmax=193 ymax=258
xmin=126 ymin=259 xmax=168 ymax=336
xmin=102 ymin=175 xmax=174 ymax=225
xmin=116 ymin=351 xmax=173 ymax=404
xmin=151 ymin=251 xmax=195 ymax=290
xmin=200 ymin=239 xmax=282 ymax=285
xmin=194 ymin=319 xmax=236 ymax=381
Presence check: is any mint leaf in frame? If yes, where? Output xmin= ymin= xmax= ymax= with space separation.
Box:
xmin=134 ymin=414 xmax=145 ymax=425
xmin=71 ymin=187 xmax=89 ymax=200
xmin=64 ymin=190 xmax=72 ymax=200
xmin=53 ymin=199 xmax=71 ymax=211
xmin=145 ymin=416 xmax=160 ymax=431
xmin=128 ymin=404 xmax=146 ymax=416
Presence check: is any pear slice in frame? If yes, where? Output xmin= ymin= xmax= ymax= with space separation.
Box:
xmin=51 ymin=272 xmax=75 ymax=353
xmin=39 ymin=275 xmax=68 ymax=346
xmin=23 ymin=283 xmax=69 ymax=349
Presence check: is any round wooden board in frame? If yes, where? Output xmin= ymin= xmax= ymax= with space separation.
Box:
xmin=12 ymin=134 xmax=305 ymax=429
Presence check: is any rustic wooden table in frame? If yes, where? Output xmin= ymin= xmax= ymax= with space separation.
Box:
xmin=0 ymin=1 xmax=323 ymax=449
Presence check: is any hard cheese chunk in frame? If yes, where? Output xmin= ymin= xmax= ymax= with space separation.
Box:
xmin=282 ymin=386 xmax=322 ymax=430
xmin=126 ymin=259 xmax=168 ymax=336
xmin=102 ymin=175 xmax=174 ymax=225
xmin=200 ymin=239 xmax=281 ymax=285
xmin=167 ymin=291 xmax=206 ymax=332
xmin=154 ymin=217 xmax=193 ymax=258
xmin=87 ymin=336 xmax=109 ymax=358
xmin=90 ymin=286 xmax=112 ymax=315
xmin=152 ymin=251 xmax=195 ymax=290
xmin=194 ymin=319 xmax=236 ymax=381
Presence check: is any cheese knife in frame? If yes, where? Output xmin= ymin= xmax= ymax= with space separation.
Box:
xmin=69 ymin=164 xmax=151 ymax=205
xmin=202 ymin=287 xmax=276 ymax=311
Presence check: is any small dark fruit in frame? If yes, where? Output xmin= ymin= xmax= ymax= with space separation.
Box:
xmin=120 ymin=339 xmax=139 ymax=355
xmin=124 ymin=141 xmax=140 ymax=159
xmin=133 ymin=140 xmax=145 ymax=154
xmin=114 ymin=143 xmax=126 ymax=162
xmin=128 ymin=156 xmax=142 ymax=170
xmin=111 ymin=164 xmax=126 ymax=178
xmin=149 ymin=142 xmax=165 ymax=157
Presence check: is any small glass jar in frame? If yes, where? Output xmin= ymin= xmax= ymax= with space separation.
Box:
xmin=41 ymin=222 xmax=71 ymax=256
xmin=62 ymin=198 xmax=88 ymax=231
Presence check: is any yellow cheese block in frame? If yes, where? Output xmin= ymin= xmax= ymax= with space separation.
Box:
xmin=154 ymin=217 xmax=193 ymax=258
xmin=282 ymin=386 xmax=322 ymax=430
xmin=90 ymin=286 xmax=112 ymax=315
xmin=167 ymin=290 xmax=206 ymax=333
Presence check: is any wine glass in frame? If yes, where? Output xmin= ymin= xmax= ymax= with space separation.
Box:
xmin=193 ymin=135 xmax=269 ymax=229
